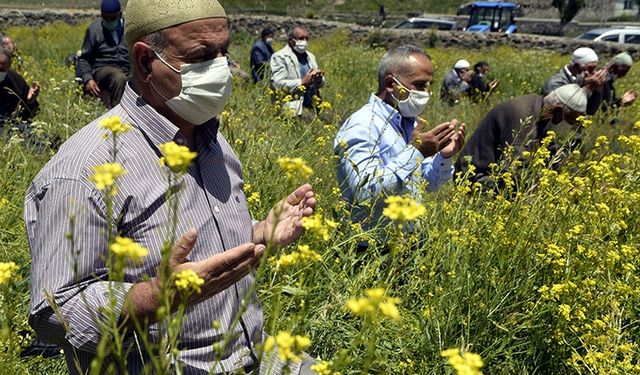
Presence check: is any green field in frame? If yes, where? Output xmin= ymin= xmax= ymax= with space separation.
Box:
xmin=0 ymin=21 xmax=639 ymax=374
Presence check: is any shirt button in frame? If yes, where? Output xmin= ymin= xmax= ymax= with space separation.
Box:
xmin=214 ymin=206 xmax=221 ymax=213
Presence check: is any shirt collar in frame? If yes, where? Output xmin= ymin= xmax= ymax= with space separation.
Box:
xmin=119 ymin=83 xmax=219 ymax=151
xmin=369 ymin=93 xmax=403 ymax=129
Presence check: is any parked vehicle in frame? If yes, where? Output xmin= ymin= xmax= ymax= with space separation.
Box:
xmin=576 ymin=27 xmax=640 ymax=44
xmin=465 ymin=2 xmax=518 ymax=34
xmin=392 ymin=17 xmax=457 ymax=31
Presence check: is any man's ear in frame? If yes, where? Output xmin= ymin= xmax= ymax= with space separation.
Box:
xmin=132 ymin=41 xmax=153 ymax=82
xmin=384 ymin=74 xmax=395 ymax=92
xmin=551 ymin=105 xmax=564 ymax=124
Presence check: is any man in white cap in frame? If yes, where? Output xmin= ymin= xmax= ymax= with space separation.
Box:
xmin=455 ymin=84 xmax=587 ymax=188
xmin=335 ymin=45 xmax=466 ymax=234
xmin=25 ymin=0 xmax=316 ymax=373
xmin=440 ymin=59 xmax=474 ymax=105
xmin=601 ymin=52 xmax=637 ymax=112
xmin=541 ymin=47 xmax=606 ymax=115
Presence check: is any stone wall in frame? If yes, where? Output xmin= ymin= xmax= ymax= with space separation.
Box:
xmin=1 ymin=10 xmax=638 ymax=59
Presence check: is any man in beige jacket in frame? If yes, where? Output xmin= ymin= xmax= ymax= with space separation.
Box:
xmin=270 ymin=25 xmax=325 ymax=116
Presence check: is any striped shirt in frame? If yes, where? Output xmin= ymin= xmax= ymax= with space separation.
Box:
xmin=25 ymin=84 xmax=295 ymax=374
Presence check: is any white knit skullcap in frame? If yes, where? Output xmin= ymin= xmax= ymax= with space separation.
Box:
xmin=548 ymin=84 xmax=587 ymax=113
xmin=611 ymin=52 xmax=633 ymax=67
xmin=571 ymin=47 xmax=598 ymax=66
xmin=453 ymin=59 xmax=470 ymax=69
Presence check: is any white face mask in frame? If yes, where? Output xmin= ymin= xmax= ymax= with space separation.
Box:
xmin=293 ymin=40 xmax=308 ymax=54
xmin=0 ymin=71 xmax=6 ymax=82
xmin=265 ymin=37 xmax=273 ymax=44
xmin=152 ymin=52 xmax=232 ymax=125
xmin=392 ymin=77 xmax=431 ymax=118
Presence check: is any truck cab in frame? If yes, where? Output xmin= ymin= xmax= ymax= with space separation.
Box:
xmin=466 ymin=2 xmax=518 ymax=34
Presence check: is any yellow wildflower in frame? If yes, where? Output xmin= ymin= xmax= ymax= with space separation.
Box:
xmin=263 ymin=331 xmax=310 ymax=363
xmin=99 ymin=115 xmax=132 ymax=134
xmin=310 ymin=360 xmax=340 ymax=375
xmin=277 ymin=157 xmax=313 ymax=180
xmin=382 ymin=196 xmax=427 ymax=222
xmin=0 ymin=197 xmax=8 ymax=209
xmin=576 ymin=115 xmax=592 ymax=128
xmin=159 ymin=141 xmax=197 ymax=173
xmin=441 ymin=348 xmax=484 ymax=375
xmin=634 ymin=120 xmax=640 ymax=129
xmin=0 ymin=262 xmax=19 ymax=285
xmin=89 ymin=162 xmax=128 ymax=195
xmin=109 ymin=236 xmax=148 ymax=263
xmin=174 ymin=269 xmax=205 ymax=294
xmin=302 ymin=214 xmax=337 ymax=241
xmin=347 ymin=288 xmax=401 ymax=321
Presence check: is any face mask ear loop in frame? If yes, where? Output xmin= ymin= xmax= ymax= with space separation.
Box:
xmin=152 ymin=49 xmax=181 ymax=74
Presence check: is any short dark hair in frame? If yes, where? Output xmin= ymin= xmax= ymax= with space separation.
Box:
xmin=261 ymin=28 xmax=274 ymax=38
xmin=474 ymin=61 xmax=489 ymax=72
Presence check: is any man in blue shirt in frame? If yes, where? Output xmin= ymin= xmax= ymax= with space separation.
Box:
xmin=334 ymin=44 xmax=466 ymax=230
xmin=250 ymin=28 xmax=274 ymax=83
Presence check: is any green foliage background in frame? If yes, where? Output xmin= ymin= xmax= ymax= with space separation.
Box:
xmin=0 ymin=21 xmax=639 ymax=374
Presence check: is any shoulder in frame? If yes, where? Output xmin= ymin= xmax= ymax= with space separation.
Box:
xmin=7 ymin=69 xmax=26 ymax=85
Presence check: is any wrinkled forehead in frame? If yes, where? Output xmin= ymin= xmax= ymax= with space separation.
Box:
xmin=163 ymin=18 xmax=229 ymax=52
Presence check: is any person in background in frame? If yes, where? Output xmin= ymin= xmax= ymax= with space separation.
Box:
xmin=541 ymin=47 xmax=605 ymax=115
xmin=76 ymin=0 xmax=129 ymax=108
xmin=335 ymin=44 xmax=465 ymax=231
xmin=270 ymin=25 xmax=325 ymax=116
xmin=468 ymin=61 xmax=499 ymax=102
xmin=26 ymin=0 xmax=316 ymax=373
xmin=250 ymin=27 xmax=275 ymax=83
xmin=455 ymin=84 xmax=587 ymax=188
xmin=0 ymin=48 xmax=39 ymax=129
xmin=440 ymin=59 xmax=474 ymax=105
xmin=600 ymin=52 xmax=637 ymax=113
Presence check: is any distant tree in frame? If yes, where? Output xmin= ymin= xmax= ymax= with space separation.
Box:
xmin=552 ymin=0 xmax=586 ymax=25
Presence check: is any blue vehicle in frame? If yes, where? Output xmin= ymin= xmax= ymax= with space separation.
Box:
xmin=466 ymin=2 xmax=518 ymax=34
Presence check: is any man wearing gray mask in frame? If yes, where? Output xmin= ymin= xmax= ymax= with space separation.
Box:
xmin=334 ymin=44 xmax=465 ymax=231
xmin=270 ymin=25 xmax=325 ymax=116
xmin=25 ymin=0 xmax=317 ymax=373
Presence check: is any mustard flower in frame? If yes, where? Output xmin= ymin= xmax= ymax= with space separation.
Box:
xmin=0 ymin=262 xmax=19 ymax=286
xmin=109 ymin=236 xmax=149 ymax=263
xmin=441 ymin=348 xmax=484 ymax=375
xmin=346 ymin=288 xmax=401 ymax=321
xmin=277 ymin=157 xmax=313 ymax=180
xmin=263 ymin=331 xmax=311 ymax=362
xmin=89 ymin=162 xmax=128 ymax=195
xmin=634 ymin=120 xmax=640 ymax=129
xmin=0 ymin=197 xmax=8 ymax=210
xmin=576 ymin=115 xmax=592 ymax=128
xmin=382 ymin=196 xmax=427 ymax=222
xmin=159 ymin=141 xmax=197 ymax=173
xmin=99 ymin=115 xmax=132 ymax=134
xmin=310 ymin=360 xmax=340 ymax=375
xmin=174 ymin=269 xmax=205 ymax=295
xmin=301 ymin=214 xmax=337 ymax=241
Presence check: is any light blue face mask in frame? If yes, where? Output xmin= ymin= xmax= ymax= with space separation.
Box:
xmin=102 ymin=19 xmax=120 ymax=31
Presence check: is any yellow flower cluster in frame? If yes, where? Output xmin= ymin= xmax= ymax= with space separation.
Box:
xmin=159 ymin=141 xmax=197 ymax=174
xmin=263 ymin=331 xmax=311 ymax=362
xmin=109 ymin=236 xmax=149 ymax=263
xmin=301 ymin=214 xmax=337 ymax=241
xmin=310 ymin=360 xmax=341 ymax=375
xmin=99 ymin=115 xmax=132 ymax=134
xmin=274 ymin=244 xmax=322 ymax=268
xmin=174 ymin=269 xmax=205 ymax=295
xmin=277 ymin=157 xmax=313 ymax=180
xmin=0 ymin=261 xmax=19 ymax=286
xmin=89 ymin=162 xmax=128 ymax=195
xmin=441 ymin=348 xmax=484 ymax=375
xmin=575 ymin=115 xmax=592 ymax=128
xmin=346 ymin=288 xmax=401 ymax=321
xmin=0 ymin=197 xmax=8 ymax=210
xmin=382 ymin=196 xmax=427 ymax=222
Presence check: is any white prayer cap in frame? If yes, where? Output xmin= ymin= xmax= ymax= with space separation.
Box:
xmin=453 ymin=59 xmax=470 ymax=69
xmin=548 ymin=84 xmax=587 ymax=113
xmin=571 ymin=47 xmax=598 ymax=66
xmin=611 ymin=52 xmax=633 ymax=67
